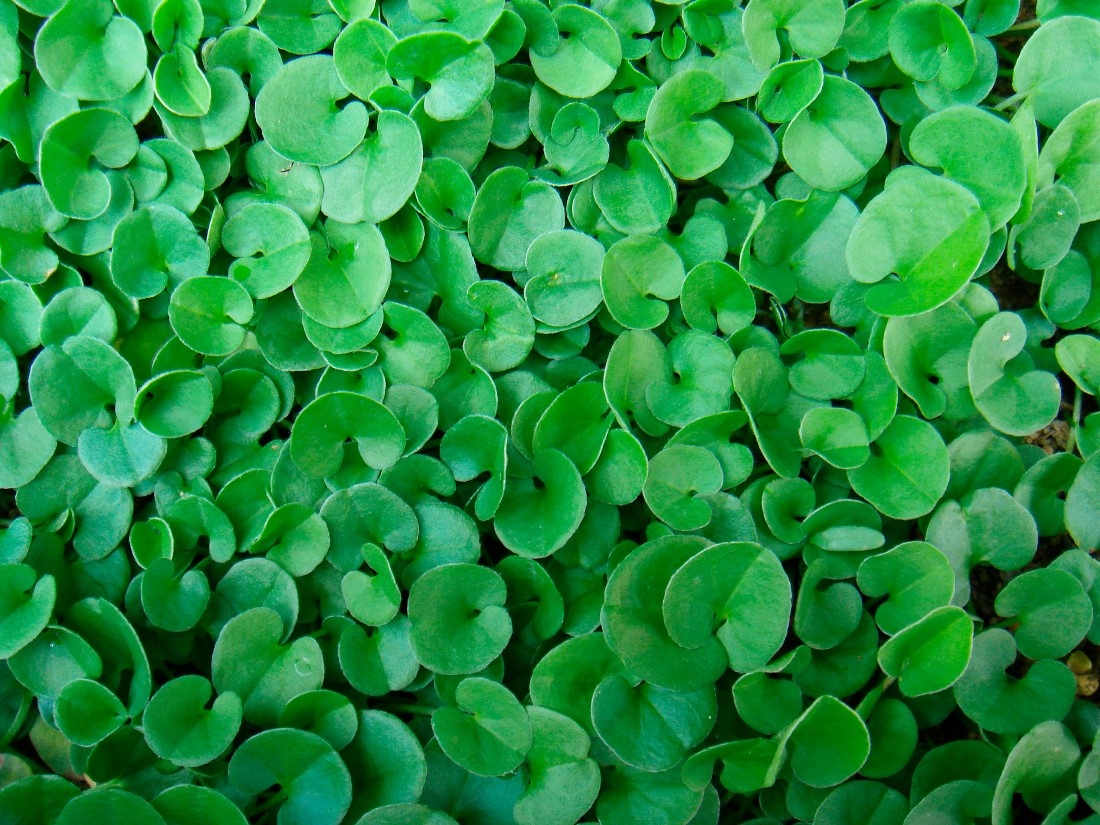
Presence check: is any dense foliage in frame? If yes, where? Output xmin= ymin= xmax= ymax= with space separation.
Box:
xmin=2 ymin=0 xmax=1100 ymax=823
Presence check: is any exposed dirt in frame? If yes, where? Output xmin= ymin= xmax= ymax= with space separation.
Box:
xmin=986 ymin=261 xmax=1041 ymax=311
xmin=1025 ymin=420 xmax=1071 ymax=454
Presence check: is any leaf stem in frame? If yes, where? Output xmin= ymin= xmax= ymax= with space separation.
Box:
xmin=374 ymin=702 xmax=436 ymax=716
xmin=1007 ymin=18 xmax=1041 ymax=32
xmin=994 ymin=43 xmax=1020 ymax=65
xmin=250 ymin=789 xmax=289 ymax=817
xmin=1067 ymin=387 xmax=1083 ymax=455
xmin=993 ymin=92 xmax=1028 ymax=112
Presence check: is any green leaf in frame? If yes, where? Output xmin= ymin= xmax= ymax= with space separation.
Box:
xmin=785 ymin=695 xmax=871 ymax=788
xmin=168 ymin=276 xmax=254 ymax=357
xmin=333 ymin=19 xmax=397 ymax=101
xmin=469 ymin=166 xmax=565 ymax=271
xmin=663 ymin=541 xmax=791 ymax=672
xmin=35 ymin=0 xmax=147 ymax=101
xmin=1067 ymin=453 xmax=1100 ymax=551
xmin=0 ymin=776 xmax=79 ymax=825
xmin=1055 ymin=334 xmax=1100 ymax=395
xmin=494 ymin=449 xmax=586 ymax=558
xmin=154 ymin=46 xmax=212 ymax=117
xmin=813 ymin=782 xmax=909 ymax=825
xmin=743 ymin=0 xmax=846 ymax=71
xmin=597 ymin=763 xmax=705 ymax=825
xmin=39 ymin=109 xmax=138 ymax=220
xmin=55 ymin=788 xmax=167 ymax=825
xmin=877 ymin=606 xmax=974 ymax=697
xmin=643 ymin=445 xmax=723 ymax=531
xmin=529 ymin=5 xmax=622 ymax=99
xmin=593 ymin=140 xmax=676 ymax=236
xmin=603 ymin=536 xmax=728 ymax=692
xmin=408 ymin=564 xmax=511 ymax=675
xmin=514 ymin=707 xmax=600 ymax=825
xmin=847 ymin=167 xmax=991 ymax=316
xmin=882 ymin=302 xmax=978 ymax=421
xmin=647 ymin=331 xmax=735 ymax=428
xmin=432 ymin=677 xmax=532 ymax=776
xmin=229 ymin=728 xmax=352 ymax=825
xmin=290 ymin=391 xmax=405 ymax=478
xmin=294 ymin=221 xmax=391 ymax=329
xmin=994 ymin=568 xmax=1092 ymax=660
xmin=222 ymin=203 xmax=311 ymax=299
xmin=910 ymin=106 xmax=1027 ymax=231
xmin=1038 ymin=99 xmax=1100 ymax=224
xmin=645 ymin=70 xmax=733 ymax=181
xmin=1014 ymin=16 xmax=1100 ymax=127
xmin=464 ymin=280 xmax=535 ymax=372
xmin=211 ymin=607 xmax=324 ymax=726
xmin=54 ymin=678 xmax=127 ymax=746
xmin=782 ymin=75 xmax=886 ymax=192
xmin=889 ymin=2 xmax=975 ymax=90
xmin=954 ymin=628 xmax=1076 ymax=734
xmin=152 ymin=786 xmax=248 ymax=825
xmin=0 ymin=565 xmax=55 ymax=659
xmin=968 ymin=311 xmax=1061 ymax=437
xmin=321 ymin=111 xmax=423 ymax=225
xmin=134 ymin=370 xmax=214 ymax=439
xmin=857 ymin=541 xmax=955 ymax=635
xmin=848 ymin=415 xmax=950 ymax=520
xmin=143 ymin=675 xmax=242 ymax=767
xmin=140 ymin=557 xmax=209 ymax=632
xmin=992 ymin=721 xmax=1079 ymax=825
xmin=255 ymin=55 xmax=367 ymax=166
xmin=591 ymin=675 xmax=716 ymax=771
xmin=602 ymin=234 xmax=686 ymax=330
xmin=387 ymin=32 xmax=495 ymax=122
xmin=799 ymin=407 xmax=870 ymax=470
xmin=0 ymin=408 xmax=57 ymax=490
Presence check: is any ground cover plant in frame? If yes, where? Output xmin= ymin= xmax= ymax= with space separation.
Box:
xmin=2 ymin=0 xmax=1100 ymax=823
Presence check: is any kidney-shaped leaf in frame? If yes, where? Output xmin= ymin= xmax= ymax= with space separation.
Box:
xmin=407 ymin=563 xmax=511 ymax=675
xmin=255 ymin=55 xmax=368 ymax=166
xmin=432 ymin=677 xmax=532 ymax=777
xmin=784 ymin=695 xmax=870 ymax=788
xmin=663 ymin=542 xmax=791 ymax=673
xmin=143 ymin=675 xmax=242 ymax=768
xmin=878 ymin=605 xmax=974 ymax=697
xmin=290 ymin=391 xmax=405 ymax=478
xmin=848 ymin=415 xmax=950 ymax=520
xmin=229 ymin=728 xmax=352 ymax=825
xmin=847 ymin=168 xmax=990 ymax=317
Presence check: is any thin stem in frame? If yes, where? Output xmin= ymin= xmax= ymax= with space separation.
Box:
xmin=1007 ymin=18 xmax=1041 ymax=32
xmin=1067 ymin=387 xmax=1083 ymax=455
xmin=250 ymin=789 xmax=289 ymax=818
xmin=994 ymin=43 xmax=1020 ymax=64
xmin=374 ymin=702 xmax=435 ymax=716
xmin=994 ymin=91 xmax=1028 ymax=112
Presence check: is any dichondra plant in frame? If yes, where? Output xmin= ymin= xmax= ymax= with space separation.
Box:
xmin=1 ymin=0 xmax=1100 ymax=824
